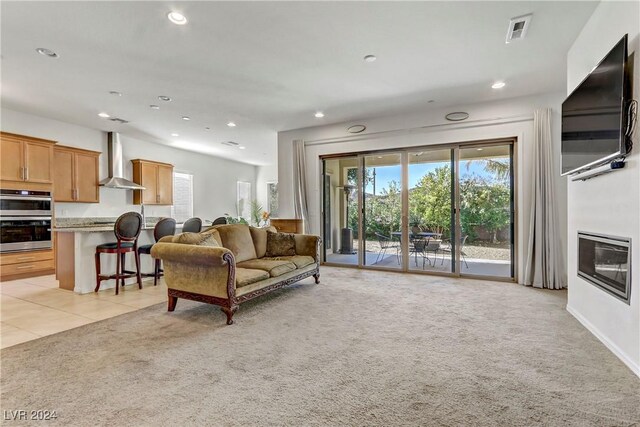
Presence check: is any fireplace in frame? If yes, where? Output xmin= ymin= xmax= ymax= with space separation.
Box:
xmin=578 ymin=232 xmax=632 ymax=304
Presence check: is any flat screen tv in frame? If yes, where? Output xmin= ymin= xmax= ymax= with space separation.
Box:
xmin=561 ymin=34 xmax=630 ymax=176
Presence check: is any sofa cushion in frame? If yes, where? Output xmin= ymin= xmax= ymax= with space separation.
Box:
xmin=249 ymin=226 xmax=277 ymax=258
xmin=237 ymin=259 xmax=296 ymax=278
xmin=172 ymin=228 xmax=222 ymax=247
xmin=263 ymin=255 xmax=315 ymax=269
xmin=216 ymin=224 xmax=258 ymax=263
xmin=265 ymin=232 xmax=296 ymax=257
xmin=236 ymin=268 xmax=269 ymax=288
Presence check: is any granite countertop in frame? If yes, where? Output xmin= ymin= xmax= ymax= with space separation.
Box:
xmin=53 ymin=217 xmax=202 ymax=233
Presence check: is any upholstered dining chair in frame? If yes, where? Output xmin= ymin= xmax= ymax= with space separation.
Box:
xmin=182 ymin=217 xmax=202 ymax=233
xmin=211 ymin=216 xmax=228 ymax=225
xmin=138 ymin=217 xmax=176 ymax=286
xmin=95 ymin=212 xmax=143 ymax=295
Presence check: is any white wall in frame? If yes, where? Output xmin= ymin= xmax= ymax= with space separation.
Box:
xmin=1 ymin=108 xmax=257 ymax=221
xmin=278 ymin=92 xmax=567 ymax=285
xmin=565 ymin=1 xmax=640 ymax=377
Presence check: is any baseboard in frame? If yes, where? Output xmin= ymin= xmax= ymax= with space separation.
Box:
xmin=566 ymin=305 xmax=640 ymax=378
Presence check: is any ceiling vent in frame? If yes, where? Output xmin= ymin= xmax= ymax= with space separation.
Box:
xmin=221 ymin=141 xmax=239 ymax=147
xmin=506 ymin=13 xmax=532 ymax=43
xmin=108 ymin=117 xmax=129 ymax=124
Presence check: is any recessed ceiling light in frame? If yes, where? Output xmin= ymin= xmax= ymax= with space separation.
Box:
xmin=109 ymin=91 xmax=122 ymax=96
xmin=158 ymin=95 xmax=172 ymax=102
xmin=477 ymin=148 xmax=484 ymax=151
xmin=98 ymin=112 xmax=110 ymax=118
xmin=35 ymin=48 xmax=58 ymax=58
xmin=239 ymin=146 xmax=246 ymax=150
xmin=150 ymin=105 xmax=160 ymax=110
xmin=227 ymin=122 xmax=236 ymax=127
xmin=204 ymin=127 xmax=211 ymax=130
xmin=314 ymin=112 xmax=324 ymax=118
xmin=428 ymin=100 xmax=435 ymax=103
xmin=364 ymin=55 xmax=377 ymax=62
xmin=167 ymin=11 xmax=188 ymax=25
xmin=171 ymin=133 xmax=179 ymax=137
xmin=492 ymin=81 xmax=506 ymax=89
xmin=182 ymin=116 xmax=190 ymax=121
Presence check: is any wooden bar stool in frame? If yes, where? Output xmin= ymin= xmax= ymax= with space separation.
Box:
xmin=138 ymin=217 xmax=176 ymax=286
xmin=182 ymin=217 xmax=202 ymax=233
xmin=95 ymin=212 xmax=143 ymax=295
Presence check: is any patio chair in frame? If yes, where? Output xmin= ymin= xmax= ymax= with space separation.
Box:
xmin=439 ymin=235 xmax=469 ymax=268
xmin=374 ymin=232 xmax=400 ymax=265
xmin=409 ymin=236 xmax=428 ymax=268
xmin=423 ymin=238 xmax=442 ymax=267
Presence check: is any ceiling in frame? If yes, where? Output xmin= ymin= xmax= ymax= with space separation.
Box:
xmin=0 ymin=1 xmax=598 ymax=166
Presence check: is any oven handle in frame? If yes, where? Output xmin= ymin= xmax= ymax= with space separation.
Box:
xmin=0 ymin=216 xmax=52 ymax=221
xmin=0 ymin=196 xmax=52 ymax=202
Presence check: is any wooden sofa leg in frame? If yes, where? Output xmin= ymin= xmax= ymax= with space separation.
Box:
xmin=168 ymin=295 xmax=178 ymax=312
xmin=313 ymin=273 xmax=320 ymax=284
xmin=221 ymin=305 xmax=238 ymax=325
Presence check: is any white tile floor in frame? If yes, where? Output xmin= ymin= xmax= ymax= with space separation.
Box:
xmin=1 ymin=275 xmax=167 ymax=349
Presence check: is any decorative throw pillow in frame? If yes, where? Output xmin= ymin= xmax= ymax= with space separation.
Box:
xmin=173 ymin=232 xmax=203 ymax=245
xmin=265 ymin=231 xmax=296 ymax=257
xmin=197 ymin=233 xmax=221 ymax=247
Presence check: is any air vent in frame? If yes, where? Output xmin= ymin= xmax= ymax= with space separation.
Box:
xmin=221 ymin=141 xmax=239 ymax=147
xmin=108 ymin=117 xmax=129 ymax=124
xmin=506 ymin=13 xmax=532 ymax=43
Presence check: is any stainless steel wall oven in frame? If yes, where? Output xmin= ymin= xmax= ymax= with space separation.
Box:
xmin=0 ymin=189 xmax=52 ymax=253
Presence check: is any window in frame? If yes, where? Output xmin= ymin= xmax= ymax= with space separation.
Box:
xmin=237 ymin=181 xmax=252 ymax=221
xmin=172 ymin=172 xmax=193 ymax=223
xmin=267 ymin=182 xmax=279 ymax=217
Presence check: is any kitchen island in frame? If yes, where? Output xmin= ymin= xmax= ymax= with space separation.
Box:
xmin=54 ymin=219 xmax=189 ymax=294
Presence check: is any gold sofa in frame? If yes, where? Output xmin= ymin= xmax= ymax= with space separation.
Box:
xmin=151 ymin=224 xmax=320 ymax=325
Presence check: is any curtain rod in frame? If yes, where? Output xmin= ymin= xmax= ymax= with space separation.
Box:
xmin=303 ymin=114 xmax=534 ymax=146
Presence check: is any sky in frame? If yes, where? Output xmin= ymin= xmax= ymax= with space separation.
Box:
xmin=362 ymin=160 xmax=506 ymax=194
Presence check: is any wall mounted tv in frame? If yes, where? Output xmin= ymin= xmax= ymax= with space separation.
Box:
xmin=561 ymin=34 xmax=631 ymax=176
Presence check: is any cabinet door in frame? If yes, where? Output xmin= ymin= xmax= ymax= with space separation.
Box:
xmin=24 ymin=141 xmax=53 ymax=183
xmin=141 ymin=163 xmax=158 ymax=204
xmin=74 ymin=153 xmax=100 ymax=203
xmin=53 ymin=149 xmax=75 ymax=202
xmin=157 ymin=165 xmax=173 ymax=205
xmin=0 ymin=138 xmax=24 ymax=181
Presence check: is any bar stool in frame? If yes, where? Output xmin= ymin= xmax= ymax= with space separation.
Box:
xmin=95 ymin=212 xmax=143 ymax=295
xmin=182 ymin=217 xmax=202 ymax=233
xmin=138 ymin=217 xmax=176 ymax=286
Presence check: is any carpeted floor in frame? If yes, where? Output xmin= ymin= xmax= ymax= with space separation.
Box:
xmin=1 ymin=267 xmax=639 ymax=426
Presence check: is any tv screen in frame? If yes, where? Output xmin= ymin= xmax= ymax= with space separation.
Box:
xmin=561 ymin=35 xmax=628 ymax=175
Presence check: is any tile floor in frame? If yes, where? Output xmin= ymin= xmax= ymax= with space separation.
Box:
xmin=1 ymin=275 xmax=167 ymax=349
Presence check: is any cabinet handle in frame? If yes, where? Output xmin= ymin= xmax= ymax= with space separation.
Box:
xmin=20 ymin=167 xmax=24 ymax=180
xmin=17 ymin=257 xmax=35 ymax=261
xmin=156 ymin=194 xmax=160 ymax=203
xmin=16 ymin=265 xmax=34 ymax=270
xmin=25 ymin=167 xmax=29 ymax=181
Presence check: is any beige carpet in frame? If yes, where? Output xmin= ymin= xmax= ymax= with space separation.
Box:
xmin=1 ymin=267 xmax=639 ymax=426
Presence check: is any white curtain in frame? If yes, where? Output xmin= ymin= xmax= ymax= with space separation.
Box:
xmin=524 ymin=108 xmax=565 ymax=289
xmin=293 ymin=140 xmax=309 ymax=233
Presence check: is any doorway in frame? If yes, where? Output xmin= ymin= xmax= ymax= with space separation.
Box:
xmin=321 ymin=139 xmax=516 ymax=281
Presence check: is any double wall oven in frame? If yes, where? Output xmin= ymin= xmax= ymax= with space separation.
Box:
xmin=0 ymin=189 xmax=52 ymax=252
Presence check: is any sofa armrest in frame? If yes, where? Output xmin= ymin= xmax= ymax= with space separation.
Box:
xmin=151 ymin=243 xmax=232 ymax=267
xmin=294 ymin=234 xmax=321 ymax=260
xmin=151 ymin=243 xmax=235 ymax=299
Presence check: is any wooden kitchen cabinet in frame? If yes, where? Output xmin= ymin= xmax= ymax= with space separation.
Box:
xmin=0 ymin=132 xmax=55 ymax=184
xmin=53 ymin=145 xmax=100 ymax=203
xmin=0 ymin=249 xmax=54 ymax=281
xmin=131 ymin=159 xmax=174 ymax=205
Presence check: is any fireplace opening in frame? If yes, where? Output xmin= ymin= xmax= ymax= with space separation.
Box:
xmin=578 ymin=232 xmax=631 ymax=304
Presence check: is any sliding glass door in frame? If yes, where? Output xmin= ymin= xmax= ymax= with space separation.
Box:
xmin=321 ymin=140 xmax=515 ymax=281
xmin=362 ymin=153 xmax=402 ymax=269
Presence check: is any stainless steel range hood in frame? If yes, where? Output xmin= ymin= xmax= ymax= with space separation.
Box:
xmin=99 ymin=132 xmax=145 ymax=190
